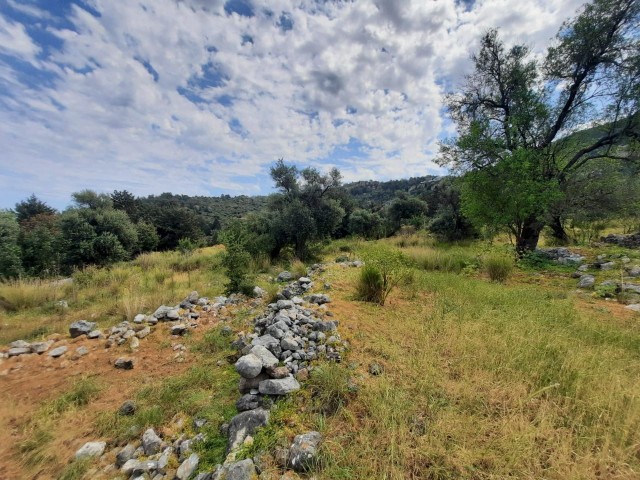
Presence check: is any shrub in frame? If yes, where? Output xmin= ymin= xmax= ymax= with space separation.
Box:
xmin=483 ymin=254 xmax=514 ymax=282
xmin=221 ymin=240 xmax=254 ymax=295
xmin=356 ymin=265 xmax=385 ymax=304
xmin=356 ymin=245 xmax=409 ymax=305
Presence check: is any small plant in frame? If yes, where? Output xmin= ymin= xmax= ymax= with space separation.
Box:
xmin=291 ymin=259 xmax=308 ymax=279
xmin=221 ymin=240 xmax=254 ymax=295
xmin=307 ymin=363 xmax=353 ymax=415
xmin=177 ymin=237 xmax=198 ymax=256
xmin=356 ymin=245 xmax=409 ymax=306
xmin=483 ymin=254 xmax=514 ymax=282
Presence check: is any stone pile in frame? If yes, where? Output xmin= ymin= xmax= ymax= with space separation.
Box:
xmin=601 ymin=233 xmax=640 ymax=249
xmin=538 ymin=247 xmax=585 ymax=264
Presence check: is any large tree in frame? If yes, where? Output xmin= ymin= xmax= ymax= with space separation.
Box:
xmin=440 ymin=0 xmax=639 ymax=253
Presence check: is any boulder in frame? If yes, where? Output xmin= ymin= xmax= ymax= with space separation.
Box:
xmin=298 ymin=277 xmax=312 ymax=285
xmin=69 ymin=320 xmax=97 ymax=338
xmin=176 ymin=453 xmax=199 ymax=480
xmin=258 ymin=376 xmax=301 ymax=395
xmin=235 ymin=354 xmax=263 ymax=379
xmin=167 ymin=309 xmax=181 ymax=320
xmin=187 ymin=291 xmax=200 ymax=304
xmin=281 ymin=337 xmax=300 ymax=351
xmin=153 ymin=305 xmax=172 ymax=319
xmin=250 ymin=345 xmax=279 ymax=369
xmin=577 ymin=275 xmax=595 ymax=289
xmin=276 ymin=300 xmax=295 ymax=310
xmin=115 ymin=443 xmax=136 ymax=467
xmin=277 ymin=271 xmax=293 ymax=282
xmin=87 ymin=330 xmax=102 ymax=339
xmin=142 ymin=428 xmax=162 ymax=455
xmin=212 ymin=458 xmax=257 ymax=480
xmin=75 ymin=441 xmax=106 ymax=459
xmin=628 ymin=266 xmax=640 ymax=277
xmin=288 ymin=431 xmax=322 ymax=472
xmin=227 ymin=409 xmax=270 ymax=452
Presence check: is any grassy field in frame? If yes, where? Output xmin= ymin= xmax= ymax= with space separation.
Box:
xmin=2 ymin=235 xmax=640 ymax=479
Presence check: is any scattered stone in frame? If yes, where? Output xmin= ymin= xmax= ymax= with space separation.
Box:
xmin=288 ymin=431 xmax=322 ymax=472
xmin=119 ymin=400 xmax=136 ymax=416
xmin=133 ymin=314 xmax=146 ymax=324
xmin=227 ymin=409 xmax=270 ymax=452
xmin=176 ymin=453 xmax=199 ymax=480
xmin=8 ymin=347 xmax=31 ymax=357
xmin=577 ymin=275 xmax=595 ymax=289
xmin=600 ymin=261 xmax=616 ymax=270
xmin=87 ymin=330 xmax=102 ymax=339
xmin=30 ymin=341 xmax=53 ymax=354
xmin=48 ymin=346 xmax=68 ymax=358
xmin=69 ymin=320 xmax=97 ymax=338
xmin=75 ymin=441 xmax=106 ymax=459
xmin=9 ymin=340 xmax=30 ymax=349
xmin=75 ymin=346 xmax=89 ymax=357
xmin=212 ymin=458 xmax=257 ymax=480
xmin=142 ymin=428 xmax=163 ymax=455
xmin=172 ymin=324 xmax=188 ymax=336
xmin=114 ymin=357 xmax=134 ymax=370
xmin=116 ymin=443 xmax=136 ymax=467
xmin=626 ymin=304 xmax=640 ymax=313
xmin=121 ymin=459 xmax=159 ymax=477
xmin=277 ymin=271 xmax=293 ymax=282
xmin=258 ymin=376 xmax=301 ymax=396
xmin=235 ymin=354 xmax=263 ymax=379
xmin=628 ymin=266 xmax=640 ymax=278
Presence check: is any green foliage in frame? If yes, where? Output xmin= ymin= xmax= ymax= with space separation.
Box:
xmin=14 ymin=194 xmax=56 ymax=222
xmin=135 ymin=221 xmax=159 ymax=252
xmin=387 ymin=193 xmax=429 ymax=231
xmin=355 ymin=264 xmax=385 ymax=304
xmin=92 ymin=232 xmax=128 ymax=265
xmin=307 ymin=362 xmax=354 ymax=415
xmin=221 ymin=231 xmax=254 ymax=295
xmin=357 ymin=245 xmax=409 ymax=305
xmin=348 ymin=208 xmax=385 ymax=239
xmin=406 ymin=248 xmax=476 ymax=274
xmin=0 ymin=210 xmax=24 ymax=279
xmin=71 ymin=189 xmax=113 ymax=210
xmin=18 ymin=213 xmax=61 ymax=276
xmin=177 ymin=237 xmax=198 ymax=255
xmin=482 ymin=254 xmax=514 ymax=282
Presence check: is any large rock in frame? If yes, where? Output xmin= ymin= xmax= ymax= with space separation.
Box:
xmin=281 ymin=337 xmax=300 ymax=351
xmin=251 ymin=334 xmax=279 ymax=350
xmin=258 ymin=376 xmax=301 ymax=396
xmin=288 ymin=431 xmax=322 ymax=472
xmin=249 ymin=345 xmax=279 ymax=369
xmin=235 ymin=354 xmax=263 ymax=379
xmin=116 ymin=444 xmax=136 ymax=467
xmin=176 ymin=453 xmax=199 ymax=480
xmin=69 ymin=320 xmax=97 ymax=338
xmin=212 ymin=458 xmax=257 ymax=480
xmin=7 ymin=347 xmax=31 ymax=357
xmin=48 ymin=346 xmax=68 ymax=358
xmin=114 ymin=357 xmax=134 ymax=370
xmin=577 ymin=275 xmax=595 ymax=289
xmin=9 ymin=340 xmax=30 ymax=349
xmin=277 ymin=271 xmax=293 ymax=282
xmin=75 ymin=441 xmax=106 ymax=459
xmin=227 ymin=409 xmax=270 ymax=452
xmin=142 ymin=428 xmax=162 ymax=455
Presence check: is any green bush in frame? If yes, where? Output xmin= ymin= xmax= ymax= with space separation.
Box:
xmin=483 ymin=254 xmax=514 ymax=282
xmin=356 ymin=265 xmax=385 ymax=304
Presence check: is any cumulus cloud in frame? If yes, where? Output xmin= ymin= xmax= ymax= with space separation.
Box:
xmin=0 ymin=0 xmax=587 ymax=207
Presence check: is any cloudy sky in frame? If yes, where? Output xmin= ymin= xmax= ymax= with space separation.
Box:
xmin=0 ymin=0 xmax=587 ymax=209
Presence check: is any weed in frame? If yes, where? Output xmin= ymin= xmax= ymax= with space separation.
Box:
xmin=58 ymin=458 xmax=91 ymax=480
xmin=307 ymin=363 xmax=353 ymax=415
xmin=482 ymin=254 xmax=514 ymax=282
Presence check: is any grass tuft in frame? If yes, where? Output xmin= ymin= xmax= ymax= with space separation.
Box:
xmin=482 ymin=254 xmax=514 ymax=282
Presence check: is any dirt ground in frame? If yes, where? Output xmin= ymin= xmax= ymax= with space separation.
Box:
xmin=0 ymin=311 xmax=223 ymax=480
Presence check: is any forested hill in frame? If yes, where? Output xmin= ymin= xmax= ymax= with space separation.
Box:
xmin=343 ymin=175 xmax=441 ymax=207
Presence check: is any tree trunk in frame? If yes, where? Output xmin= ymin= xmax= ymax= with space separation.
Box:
xmin=549 ymin=215 xmax=569 ymax=245
xmin=516 ymin=217 xmax=544 ymax=256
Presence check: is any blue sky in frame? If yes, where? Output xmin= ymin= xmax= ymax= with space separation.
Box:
xmin=0 ymin=0 xmax=586 ymax=209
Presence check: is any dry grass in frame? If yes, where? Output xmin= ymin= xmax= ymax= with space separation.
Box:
xmin=313 ymin=241 xmax=640 ymax=479
xmin=0 ymin=246 xmax=226 ymax=344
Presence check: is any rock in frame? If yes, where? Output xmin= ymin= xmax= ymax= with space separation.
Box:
xmin=75 ymin=346 xmax=89 ymax=357
xmin=48 ymin=346 xmax=68 ymax=358
xmin=298 ymin=277 xmax=312 ymax=285
xmin=577 ymin=275 xmax=595 ymax=289
xmin=75 ymin=441 xmax=106 ymax=459
xmin=277 ymin=271 xmax=293 ymax=282
xmin=369 ymin=362 xmax=384 ymax=376
xmin=176 ymin=453 xmax=199 ymax=480
xmin=133 ymin=314 xmax=146 ymax=324
xmin=600 ymin=261 xmax=616 ymax=270
xmin=306 ymin=294 xmax=330 ymax=305
xmin=153 ymin=305 xmax=172 ymax=319
xmin=314 ymin=321 xmax=337 ymax=332
xmin=601 ymin=233 xmax=640 ymax=249
xmin=236 ymin=394 xmax=261 ymax=412
xmin=227 ymin=409 xmax=270 ymax=452
xmin=287 ymin=431 xmax=322 ymax=472
xmin=626 ymin=304 xmax=640 ymax=312
xmin=187 ymin=291 xmax=200 ymax=304
xmin=116 ymin=443 xmax=136 ymax=467
xmin=69 ymin=320 xmax=97 ymax=338
xmin=87 ymin=330 xmax=102 ymax=339
xmin=121 ymin=459 xmax=159 ymax=476
xmin=252 ymin=334 xmax=280 ymax=350
xmin=281 ymin=337 xmax=300 ymax=351
xmin=235 ymin=354 xmax=264 ymax=379
xmin=172 ymin=324 xmax=188 ymax=336
xmin=628 ymin=266 xmax=640 ymax=277
xmin=114 ymin=357 xmax=134 ymax=370
xmin=30 ymin=341 xmax=53 ymax=354
xmin=253 ymin=286 xmax=266 ymax=298
xmin=9 ymin=340 xmax=30 ymax=349
xmin=239 ymin=373 xmax=270 ymax=394
xmin=250 ymin=345 xmax=279 ymax=369
xmin=276 ymin=300 xmax=295 ymax=310
xmin=212 ymin=458 xmax=257 ymax=480
xmin=142 ymin=428 xmax=163 ymax=455
xmin=134 ymin=326 xmax=151 ymax=339
xmin=268 ymin=366 xmax=290 ymax=379
xmin=258 ymin=376 xmax=301 ymax=395
xmin=119 ymin=400 xmax=136 ymax=416
xmin=7 ymin=347 xmax=31 ymax=357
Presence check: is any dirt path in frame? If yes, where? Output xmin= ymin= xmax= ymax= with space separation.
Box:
xmin=0 ymin=311 xmax=223 ymax=479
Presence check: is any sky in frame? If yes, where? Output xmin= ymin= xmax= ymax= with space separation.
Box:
xmin=0 ymin=0 xmax=587 ymax=209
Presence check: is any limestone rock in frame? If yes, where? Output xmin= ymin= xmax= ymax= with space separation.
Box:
xmin=69 ymin=320 xmax=97 ymax=338
xmin=49 ymin=346 xmax=68 ymax=358
xmin=288 ymin=431 xmax=322 ymax=472
xmin=75 ymin=441 xmax=106 ymax=459
xmin=176 ymin=453 xmax=199 ymax=480
xmin=258 ymin=376 xmax=301 ymax=396
xmin=227 ymin=409 xmax=270 ymax=453
xmin=142 ymin=428 xmax=162 ymax=455
xmin=235 ymin=354 xmax=263 ymax=379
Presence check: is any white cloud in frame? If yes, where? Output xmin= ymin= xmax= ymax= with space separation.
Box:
xmin=0 ymin=0 xmax=588 ymax=207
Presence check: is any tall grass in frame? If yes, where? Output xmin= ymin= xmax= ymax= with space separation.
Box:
xmin=0 ymin=279 xmax=67 ymax=311
xmin=404 ymin=247 xmax=475 ymax=273
xmin=482 ymin=254 xmax=514 ymax=282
